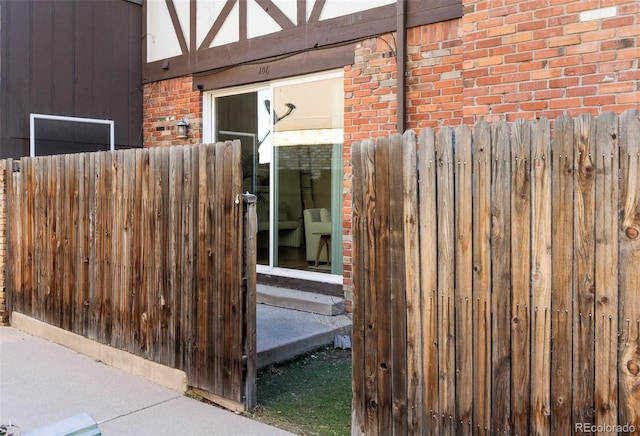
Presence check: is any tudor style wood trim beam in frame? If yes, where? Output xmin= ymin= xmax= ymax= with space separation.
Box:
xmin=143 ymin=0 xmax=463 ymax=84
xmin=192 ymin=43 xmax=355 ymax=92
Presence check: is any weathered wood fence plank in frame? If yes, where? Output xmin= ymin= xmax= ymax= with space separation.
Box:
xmin=453 ymin=125 xmax=473 ymax=436
xmin=402 ymin=130 xmax=421 ymax=435
xmin=389 ymin=133 xmax=407 ymax=436
xmin=490 ymin=121 xmax=511 ymax=435
xmin=530 ymin=118 xmax=552 ymax=436
xmin=573 ymin=114 xmax=596 ymax=427
xmin=550 ymin=114 xmax=574 ymax=435
xmin=472 ymin=121 xmax=491 ymax=435
xmin=436 ymin=127 xmax=455 ymax=436
xmin=594 ymin=111 xmax=619 ymax=429
xmin=418 ymin=128 xmax=439 ymax=436
xmin=350 ymin=139 xmax=366 ymax=435
xmin=619 ymin=109 xmax=640 ymax=430
xmin=351 ymin=109 xmax=640 ymax=435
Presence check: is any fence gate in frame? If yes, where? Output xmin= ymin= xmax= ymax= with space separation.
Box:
xmin=5 ymin=141 xmax=257 ymax=411
xmin=351 ymin=110 xmax=640 ymax=435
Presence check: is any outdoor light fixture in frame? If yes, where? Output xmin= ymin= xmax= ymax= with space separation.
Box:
xmin=176 ymin=118 xmax=190 ymax=139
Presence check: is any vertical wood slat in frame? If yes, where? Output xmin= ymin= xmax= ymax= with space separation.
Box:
xmin=213 ymin=141 xmax=224 ymax=396
xmin=243 ymin=192 xmax=257 ymax=410
xmin=594 ymin=111 xmax=619 ymax=428
xmin=436 ymin=127 xmax=455 ymax=436
xmin=418 ymin=128 xmax=439 ymax=436
xmin=5 ymin=141 xmax=252 ymax=411
xmin=167 ymin=147 xmax=183 ymax=368
xmin=510 ymin=118 xmax=532 ymax=436
xmin=573 ymin=114 xmax=596 ymax=426
xmin=403 ymin=130 xmax=423 ymax=435
xmin=388 ymin=133 xmax=407 ymax=436
xmin=25 ymin=158 xmax=35 ymax=320
xmin=76 ymin=153 xmax=88 ymax=338
xmin=373 ymin=137 xmax=391 ymax=435
xmin=472 ymin=121 xmax=491 ymax=435
xmin=34 ymin=158 xmax=45 ymax=323
xmin=5 ymin=159 xmax=15 ymax=318
xmin=110 ymin=151 xmax=122 ymax=350
xmin=184 ymin=145 xmax=197 ymax=381
xmin=491 ymin=121 xmax=512 ymax=434
xmin=196 ymin=143 xmax=209 ymax=390
xmin=530 ymin=118 xmax=552 ymax=435
xmin=618 ymin=109 xmax=640 ymax=429
xmin=361 ymin=139 xmax=379 ymax=435
xmin=550 ymin=114 xmax=574 ymax=436
xmin=122 ymin=150 xmax=135 ymax=356
xmin=350 ymin=139 xmax=366 ymax=435
xmin=453 ymin=125 xmax=473 ymax=436
xmin=232 ymin=140 xmax=245 ymax=403
xmin=88 ymin=152 xmax=98 ymax=340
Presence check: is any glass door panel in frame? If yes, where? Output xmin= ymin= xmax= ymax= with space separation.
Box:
xmin=215 ymin=90 xmax=272 ymax=265
xmin=272 ymin=77 xmax=343 ymax=273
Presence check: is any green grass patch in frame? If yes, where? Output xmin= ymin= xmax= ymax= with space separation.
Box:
xmin=246 ymin=346 xmax=352 ymax=435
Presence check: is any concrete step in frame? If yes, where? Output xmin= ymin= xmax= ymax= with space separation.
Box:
xmin=256 ymin=304 xmax=351 ymax=369
xmin=257 ymin=284 xmax=344 ymax=315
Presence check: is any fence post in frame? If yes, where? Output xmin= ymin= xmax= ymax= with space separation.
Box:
xmin=0 ymin=160 xmax=7 ymax=326
xmin=242 ymin=193 xmax=257 ymax=410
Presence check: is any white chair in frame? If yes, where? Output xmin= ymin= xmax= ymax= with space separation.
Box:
xmin=303 ymin=208 xmax=331 ymax=263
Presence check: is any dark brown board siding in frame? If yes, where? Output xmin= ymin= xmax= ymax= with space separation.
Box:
xmin=0 ymin=0 xmax=143 ymax=159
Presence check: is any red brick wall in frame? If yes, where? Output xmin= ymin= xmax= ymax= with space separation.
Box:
xmin=407 ymin=20 xmax=464 ymax=129
xmin=143 ymin=76 xmax=203 ymax=147
xmin=460 ymin=0 xmax=639 ymax=123
xmin=342 ymin=21 xmax=463 ymax=310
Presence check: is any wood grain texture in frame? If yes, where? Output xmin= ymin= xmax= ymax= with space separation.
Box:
xmin=389 ymin=133 xmax=408 ymax=436
xmin=453 ymin=125 xmax=473 ymax=436
xmin=402 ymin=130 xmax=422 ymax=435
xmin=530 ymin=118 xmax=552 ymax=436
xmin=350 ymin=140 xmax=366 ymax=436
xmin=490 ymin=121 xmax=512 ymax=434
xmin=436 ymin=127 xmax=456 ymax=435
xmin=573 ymin=114 xmax=597 ymax=427
xmin=510 ymin=118 xmax=532 ymax=436
xmin=594 ymin=111 xmax=619 ymax=429
xmin=472 ymin=121 xmax=492 ymax=435
xmin=618 ymin=110 xmax=640 ymax=430
xmin=5 ymin=142 xmax=253 ymax=411
xmin=550 ymin=115 xmax=574 ymax=435
xmin=419 ymin=128 xmax=440 ymax=436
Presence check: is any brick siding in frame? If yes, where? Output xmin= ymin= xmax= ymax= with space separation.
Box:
xmin=143 ymin=76 xmax=203 ymax=147
xmin=460 ymin=0 xmax=639 ymax=123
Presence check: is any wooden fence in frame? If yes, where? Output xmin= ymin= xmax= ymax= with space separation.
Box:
xmin=5 ymin=141 xmax=257 ymax=411
xmin=351 ymin=110 xmax=640 ymax=435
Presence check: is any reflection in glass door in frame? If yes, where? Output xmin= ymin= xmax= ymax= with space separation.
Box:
xmin=272 ymin=76 xmax=343 ymax=274
xmin=274 ymin=143 xmax=342 ymax=274
xmin=215 ymin=89 xmax=272 ymax=265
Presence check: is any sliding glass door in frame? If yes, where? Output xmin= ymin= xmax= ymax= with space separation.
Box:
xmin=209 ymin=71 xmax=343 ymax=277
